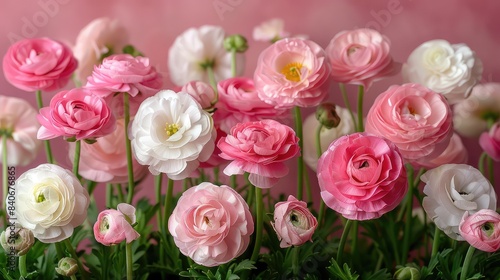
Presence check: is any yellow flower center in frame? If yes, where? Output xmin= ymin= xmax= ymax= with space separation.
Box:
xmin=165 ymin=123 xmax=179 ymax=136
xmin=100 ymin=217 xmax=110 ymax=232
xmin=281 ymin=62 xmax=304 ymax=82
xmin=36 ymin=192 xmax=46 ymax=203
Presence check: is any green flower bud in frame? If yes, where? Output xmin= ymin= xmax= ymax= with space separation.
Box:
xmin=56 ymin=257 xmax=79 ymax=277
xmin=394 ymin=266 xmax=421 ymax=280
xmin=315 ymin=103 xmax=341 ymax=129
xmin=0 ymin=226 xmax=35 ymax=256
xmin=224 ymin=34 xmax=248 ymax=53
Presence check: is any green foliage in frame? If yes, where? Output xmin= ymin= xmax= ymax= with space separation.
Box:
xmin=179 ymin=259 xmax=256 ymax=280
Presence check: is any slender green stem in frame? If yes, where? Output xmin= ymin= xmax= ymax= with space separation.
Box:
xmin=163 ymin=179 xmax=174 ymax=233
xmin=213 ymin=166 xmax=220 ymax=184
xmin=55 ymin=242 xmax=64 ymax=259
xmin=19 ymin=254 xmax=27 ymax=277
xmin=401 ymin=164 xmax=414 ymax=264
xmin=206 ymin=65 xmax=218 ymax=102
xmin=231 ymin=49 xmax=237 ymax=78
xmin=250 ymin=187 xmax=264 ymax=262
xmin=70 ymin=276 xmax=77 ymax=280
xmin=315 ymin=123 xmax=327 ymax=225
xmin=182 ymin=179 xmax=189 ymax=192
xmin=460 ymin=246 xmax=475 ymax=280
xmin=36 ymin=90 xmax=54 ymax=164
xmin=116 ymin=184 xmax=125 ymax=203
xmin=126 ymin=242 xmax=133 ymax=280
xmin=337 ymin=219 xmax=353 ymax=265
xmin=303 ymin=163 xmax=312 ymax=204
xmin=487 ymin=155 xmax=495 ymax=187
xmin=339 ymin=83 xmax=357 ymax=128
xmin=72 ymin=140 xmax=81 ymax=178
xmin=106 ymin=183 xmax=113 ymax=208
xmin=294 ymin=107 xmax=305 ymax=200
xmin=431 ymin=226 xmax=440 ymax=258
xmin=155 ymin=174 xmax=163 ymax=231
xmin=123 ymin=93 xmax=135 ymax=204
xmin=478 ymin=152 xmax=487 ymax=175
xmin=356 ymin=85 xmax=365 ymax=132
xmin=2 ymin=135 xmax=7 ymax=216
xmin=231 ymin=175 xmax=237 ymax=189
xmin=291 ymin=246 xmax=300 ymax=275
xmin=413 ymin=168 xmax=426 ymax=191
xmin=63 ymin=238 xmax=89 ymax=279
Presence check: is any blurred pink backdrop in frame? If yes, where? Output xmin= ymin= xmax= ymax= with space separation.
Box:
xmin=1 ymin=0 xmax=500 ymax=208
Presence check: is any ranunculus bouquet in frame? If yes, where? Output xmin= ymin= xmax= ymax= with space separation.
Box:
xmin=1 ymin=18 xmax=499 ymax=280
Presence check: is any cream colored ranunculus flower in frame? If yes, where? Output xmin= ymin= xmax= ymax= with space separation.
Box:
xmin=13 ymin=164 xmax=90 ymax=243
xmin=402 ymin=39 xmax=483 ymax=104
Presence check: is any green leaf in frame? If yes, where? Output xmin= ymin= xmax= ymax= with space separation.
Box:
xmin=326 ymin=259 xmax=359 ymax=280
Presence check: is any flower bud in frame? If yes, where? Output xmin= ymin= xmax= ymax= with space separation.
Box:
xmin=56 ymin=257 xmax=79 ymax=277
xmin=315 ymin=103 xmax=341 ymax=129
xmin=0 ymin=226 xmax=35 ymax=256
xmin=224 ymin=34 xmax=248 ymax=53
xmin=394 ymin=266 xmax=421 ymax=280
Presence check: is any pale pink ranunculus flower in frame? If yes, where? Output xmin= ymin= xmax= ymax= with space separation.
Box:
xmin=479 ymin=122 xmax=500 ymax=161
xmin=365 ymin=83 xmax=453 ymax=164
xmin=416 ymin=133 xmax=468 ymax=169
xmin=218 ymin=119 xmax=300 ymax=188
xmin=68 ymin=118 xmax=148 ymax=183
xmin=402 ymin=39 xmax=483 ymax=104
xmin=214 ymin=77 xmax=290 ymax=133
xmin=254 ymin=38 xmax=331 ymax=109
xmin=168 ymin=182 xmax=253 ymax=267
xmin=73 ymin=17 xmax=129 ymax=84
xmin=0 ymin=95 xmax=42 ymax=166
xmin=422 ymin=164 xmax=497 ymax=240
xmin=181 ymin=80 xmax=216 ymax=110
xmin=317 ymin=133 xmax=407 ymax=221
xmin=3 ymin=38 xmax=77 ymax=92
xmin=37 ymin=88 xmax=116 ymax=141
xmin=459 ymin=209 xmax=500 ymax=252
xmin=253 ymin=18 xmax=290 ymax=42
xmin=94 ymin=203 xmax=140 ymax=246
xmin=168 ymin=25 xmax=244 ymax=86
xmin=272 ymin=195 xmax=318 ymax=248
xmin=325 ymin=28 xmax=399 ymax=89
xmin=453 ymin=83 xmax=500 ymax=137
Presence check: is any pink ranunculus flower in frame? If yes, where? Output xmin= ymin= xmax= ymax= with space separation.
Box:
xmin=181 ymin=80 xmax=216 ymax=110
xmin=68 ymin=118 xmax=148 ymax=183
xmin=37 ymin=88 xmax=116 ymax=141
xmin=214 ymin=77 xmax=290 ymax=133
xmin=94 ymin=203 xmax=140 ymax=246
xmin=3 ymin=38 xmax=78 ymax=92
xmin=272 ymin=195 xmax=318 ymax=248
xmin=325 ymin=28 xmax=399 ymax=89
xmin=0 ymin=95 xmax=42 ymax=166
xmin=479 ymin=123 xmax=500 ymax=161
xmin=254 ymin=38 xmax=331 ymax=109
xmin=422 ymin=164 xmax=497 ymax=240
xmin=416 ymin=133 xmax=468 ymax=169
xmin=365 ymin=83 xmax=453 ymax=164
xmin=168 ymin=182 xmax=253 ymax=267
xmin=218 ymin=119 xmax=300 ymax=188
xmin=459 ymin=209 xmax=500 ymax=253
xmin=317 ymin=133 xmax=408 ymax=220
xmin=73 ymin=17 xmax=129 ymax=83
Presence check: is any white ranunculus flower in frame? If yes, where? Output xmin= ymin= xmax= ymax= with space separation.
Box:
xmin=13 ymin=164 xmax=90 ymax=243
xmin=168 ymin=25 xmax=244 ymax=86
xmin=402 ymin=39 xmax=483 ymax=104
xmin=252 ymin=18 xmax=290 ymax=42
xmin=0 ymin=95 xmax=42 ymax=166
xmin=422 ymin=164 xmax=497 ymax=240
xmin=130 ymin=90 xmax=215 ymax=179
xmin=302 ymin=106 xmax=356 ymax=171
xmin=453 ymin=83 xmax=500 ymax=137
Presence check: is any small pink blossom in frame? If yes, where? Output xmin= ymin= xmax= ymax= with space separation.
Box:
xmin=168 ymin=183 xmax=253 ymax=267
xmin=94 ymin=203 xmax=140 ymax=246
xmin=317 ymin=133 xmax=408 ymax=220
xmin=416 ymin=133 xmax=468 ymax=169
xmin=3 ymin=38 xmax=77 ymax=92
xmin=479 ymin=123 xmax=500 ymax=161
xmin=459 ymin=209 xmax=500 ymax=252
xmin=181 ymin=81 xmax=216 ymax=110
xmin=272 ymin=195 xmax=318 ymax=248
xmin=218 ymin=119 xmax=300 ymax=188
xmin=326 ymin=28 xmax=399 ymax=89
xmin=254 ymin=38 xmax=331 ymax=109
xmin=37 ymin=88 xmax=116 ymax=141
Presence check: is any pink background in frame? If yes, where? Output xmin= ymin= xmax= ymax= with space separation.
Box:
xmin=1 ymin=0 xmax=500 ymax=206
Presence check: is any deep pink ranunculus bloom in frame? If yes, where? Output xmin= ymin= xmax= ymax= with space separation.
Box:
xmin=3 ymin=38 xmax=77 ymax=92
xmin=459 ymin=209 xmax=500 ymax=252
xmin=365 ymin=83 xmax=453 ymax=165
xmin=325 ymin=28 xmax=399 ymax=89
xmin=317 ymin=132 xmax=407 ymax=220
xmin=94 ymin=203 xmax=140 ymax=246
xmin=218 ymin=119 xmax=300 ymax=188
xmin=253 ymin=38 xmax=331 ymax=109
xmin=168 ymin=183 xmax=253 ymax=267
xmin=479 ymin=122 xmax=500 ymax=161
xmin=37 ymin=88 xmax=116 ymax=141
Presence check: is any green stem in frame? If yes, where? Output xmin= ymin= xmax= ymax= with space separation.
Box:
xmin=213 ymin=166 xmax=220 ymax=184
xmin=294 ymin=107 xmax=304 ymax=200
xmin=487 ymin=155 xmax=495 ymax=187
xmin=70 ymin=276 xmax=77 ymax=280
xmin=231 ymin=49 xmax=237 ymax=78
xmin=231 ymin=175 xmax=238 ymax=189
xmin=337 ymin=219 xmax=353 ymax=265
xmin=250 ymin=187 xmax=263 ymax=262
xmin=123 ymin=93 xmax=135 ymax=204
xmin=339 ymin=83 xmax=357 ymax=128
xmin=126 ymin=242 xmax=133 ymax=280
xmin=55 ymin=242 xmax=64 ymax=259
xmin=350 ymin=220 xmax=358 ymax=263
xmin=2 ymin=135 xmax=7 ymax=216
xmin=356 ymin=85 xmax=365 ymax=132
xmin=206 ymin=65 xmax=219 ymax=103
xmin=19 ymin=254 xmax=27 ymax=278
xmin=63 ymin=238 xmax=89 ymax=279
xmin=163 ymin=179 xmax=174 ymax=233
xmin=431 ymin=226 xmax=440 ymax=258
xmin=72 ymin=140 xmax=81 ymax=178
xmin=116 ymin=184 xmax=125 ymax=203
xmin=182 ymin=179 xmax=189 ymax=192
xmin=315 ymin=123 xmax=327 ymax=225
xmin=478 ymin=152 xmax=487 ymax=175
xmin=36 ymin=90 xmax=54 ymax=164
xmin=460 ymin=246 xmax=475 ymax=280
xmin=155 ymin=174 xmax=163 ymax=231
xmin=401 ymin=164 xmax=414 ymax=264
xmin=291 ymin=246 xmax=300 ymax=275
xmin=106 ymin=183 xmax=113 ymax=208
